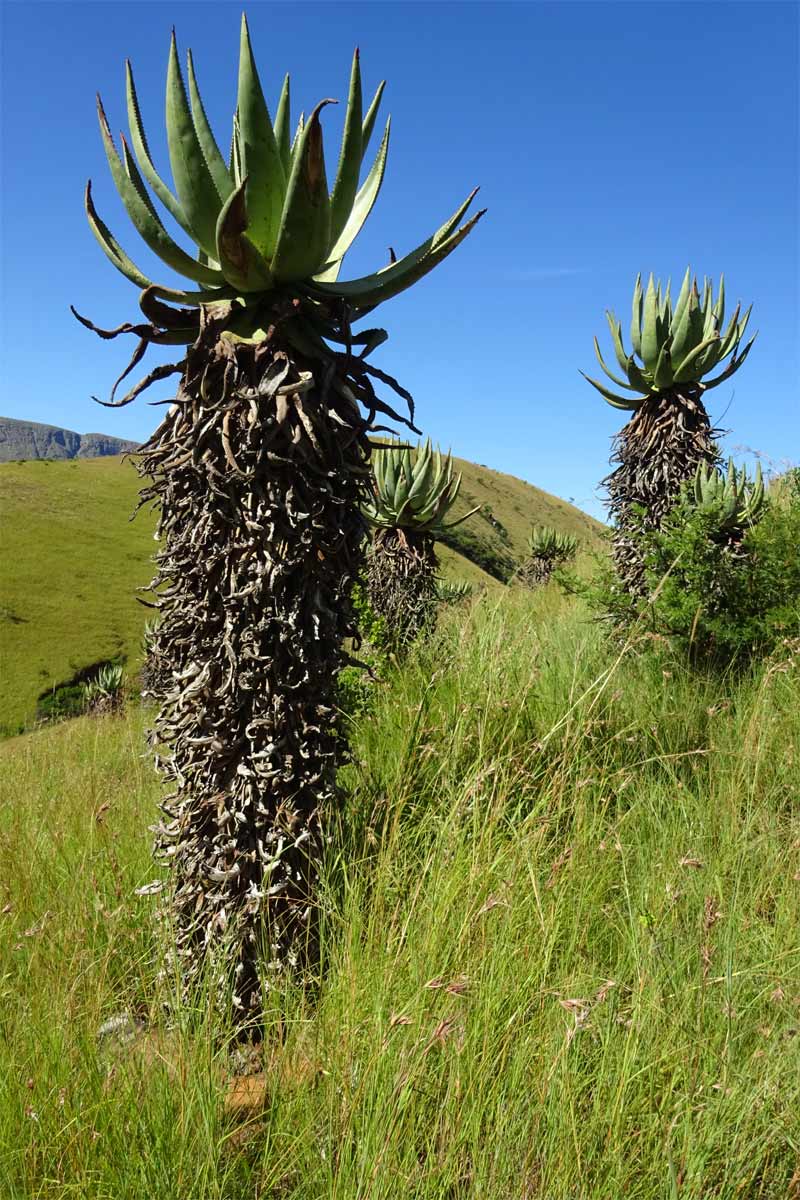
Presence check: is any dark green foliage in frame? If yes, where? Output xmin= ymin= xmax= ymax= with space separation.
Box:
xmin=437 ymin=523 xmax=516 ymax=582
xmin=587 ymin=474 xmax=800 ymax=666
xmin=35 ymin=684 xmax=87 ymax=724
xmin=336 ymin=581 xmax=391 ymax=720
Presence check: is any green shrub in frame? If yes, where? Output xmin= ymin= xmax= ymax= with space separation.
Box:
xmin=35 ymin=683 xmax=87 ymax=724
xmin=336 ymin=581 xmax=392 ymax=720
xmin=582 ymin=471 xmax=800 ymax=666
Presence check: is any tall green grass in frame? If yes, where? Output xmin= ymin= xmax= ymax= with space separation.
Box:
xmin=1 ymin=588 xmax=798 ymax=1197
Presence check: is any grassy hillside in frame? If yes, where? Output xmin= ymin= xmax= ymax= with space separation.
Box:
xmin=444 ymin=454 xmax=603 ymax=582
xmin=0 ymin=457 xmax=155 ymax=736
xmin=1 ymin=589 xmax=798 ymax=1197
xmin=0 ymin=454 xmax=603 ymax=736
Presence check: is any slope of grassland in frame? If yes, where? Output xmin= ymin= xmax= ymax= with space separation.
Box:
xmin=1 ymin=588 xmax=798 ymax=1198
xmin=0 ymin=457 xmax=155 ymax=736
xmin=0 ymin=453 xmax=603 ymax=735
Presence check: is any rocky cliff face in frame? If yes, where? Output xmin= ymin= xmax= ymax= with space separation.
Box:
xmin=0 ymin=418 xmax=139 ymax=463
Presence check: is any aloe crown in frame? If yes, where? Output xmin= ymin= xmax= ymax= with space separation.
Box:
xmin=364 ymin=440 xmax=476 ymax=533
xmin=527 ymin=526 xmax=578 ymax=563
xmin=581 ymin=270 xmax=757 ymax=411
xmin=86 ymin=17 xmax=484 ymax=320
xmin=690 ymin=458 xmax=765 ymax=530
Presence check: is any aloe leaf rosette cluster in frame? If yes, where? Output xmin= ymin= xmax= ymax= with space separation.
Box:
xmin=583 ymin=270 xmax=756 ymax=596
xmin=364 ymin=441 xmax=476 ymax=650
xmin=691 ymin=459 xmax=765 ymax=539
xmin=76 ymin=19 xmax=483 ymax=369
xmin=77 ymin=17 xmax=481 ymax=1027
xmin=521 ymin=526 xmax=577 ymax=586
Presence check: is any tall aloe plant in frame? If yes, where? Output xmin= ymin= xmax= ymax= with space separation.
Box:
xmin=77 ymin=17 xmax=482 ymax=1027
xmin=582 ymin=270 xmax=755 ymax=595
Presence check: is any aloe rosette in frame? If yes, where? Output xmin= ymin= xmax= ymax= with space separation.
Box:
xmin=364 ymin=440 xmax=475 ymax=533
xmin=691 ymin=459 xmax=765 ymax=533
xmin=582 ymin=270 xmax=756 ymax=596
xmin=77 ymin=17 xmax=483 ymax=373
xmin=76 ymin=17 xmax=482 ymax=1028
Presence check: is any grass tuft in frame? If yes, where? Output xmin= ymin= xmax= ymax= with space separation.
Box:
xmin=1 ymin=588 xmax=798 ymax=1197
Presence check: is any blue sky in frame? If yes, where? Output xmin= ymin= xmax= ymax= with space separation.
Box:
xmin=1 ymin=0 xmax=797 ymax=518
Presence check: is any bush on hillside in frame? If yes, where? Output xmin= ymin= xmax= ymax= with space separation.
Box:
xmin=582 ymin=469 xmax=800 ymax=666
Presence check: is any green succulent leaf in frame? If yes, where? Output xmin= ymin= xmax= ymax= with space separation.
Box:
xmin=96 ymin=100 xmax=224 ymax=286
xmin=671 ymin=268 xmax=692 ymax=330
xmin=652 ymin=342 xmax=674 ymax=390
xmin=316 ymin=117 xmax=391 ymax=282
xmin=579 ymin=371 xmax=643 ymax=410
xmin=186 ymin=49 xmax=234 ymax=205
xmin=215 ymin=177 xmax=275 ymax=292
xmin=271 ymin=99 xmax=334 ymax=282
xmin=641 ymin=273 xmax=660 ymax=369
xmin=605 ymin=313 xmax=631 ymax=374
xmin=290 ymin=112 xmax=305 ymax=162
xmin=125 ymin=60 xmax=197 ymax=243
xmin=273 ymin=74 xmax=292 ymax=176
xmin=361 ymin=80 xmax=386 ymax=159
xmin=236 ymin=13 xmax=286 ymax=259
xmin=593 ymin=336 xmax=641 ymax=391
xmin=713 ymin=273 xmax=725 ymax=328
xmin=686 ymin=282 xmax=706 ymax=357
xmin=630 ymin=273 xmax=643 ymax=359
xmin=668 ymin=279 xmax=696 ymax=370
xmin=673 ymin=333 xmax=721 ymax=383
xmin=166 ymin=30 xmax=222 ymax=258
xmin=312 ymin=190 xmax=484 ymax=310
xmin=329 ymin=48 xmax=363 ymax=247
xmin=700 ymin=335 xmax=757 ymax=390
xmin=84 ymin=180 xmax=155 ymax=290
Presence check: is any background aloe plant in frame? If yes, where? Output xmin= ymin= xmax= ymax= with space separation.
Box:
xmin=363 ymin=440 xmax=477 ymax=651
xmin=77 ymin=16 xmax=482 ymax=1029
xmin=583 ymin=270 xmax=756 ymax=597
xmin=520 ymin=526 xmax=578 ymax=587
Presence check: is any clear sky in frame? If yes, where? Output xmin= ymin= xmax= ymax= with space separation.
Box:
xmin=1 ymin=0 xmax=797 ymax=518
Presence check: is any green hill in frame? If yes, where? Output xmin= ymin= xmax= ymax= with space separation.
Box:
xmin=0 ymin=453 xmax=603 ymax=735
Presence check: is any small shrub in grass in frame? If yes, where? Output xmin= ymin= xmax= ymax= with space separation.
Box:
xmin=336 ymin=581 xmax=392 ymax=720
xmin=35 ymin=682 xmax=87 ymax=724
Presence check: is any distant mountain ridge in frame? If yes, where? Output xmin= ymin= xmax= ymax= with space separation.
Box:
xmin=0 ymin=417 xmax=139 ymax=463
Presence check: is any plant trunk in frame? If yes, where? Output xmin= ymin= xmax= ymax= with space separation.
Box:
xmin=605 ymin=387 xmax=719 ymax=596
xmin=518 ymin=556 xmax=553 ymax=588
xmin=366 ymin=527 xmax=438 ymax=652
xmin=136 ymin=314 xmax=370 ymax=1029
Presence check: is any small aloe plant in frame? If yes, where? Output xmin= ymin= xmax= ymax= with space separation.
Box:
xmin=521 ymin=526 xmax=578 ymax=586
xmin=364 ymin=441 xmax=478 ymax=650
xmin=82 ymin=663 xmax=126 ymax=714
xmin=435 ymin=578 xmax=474 ymax=605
